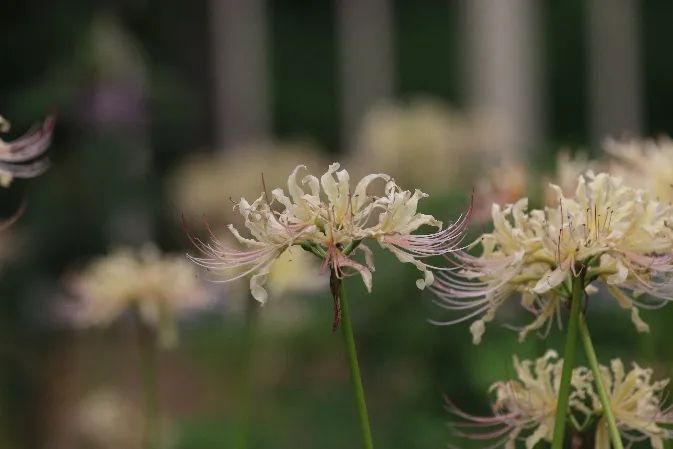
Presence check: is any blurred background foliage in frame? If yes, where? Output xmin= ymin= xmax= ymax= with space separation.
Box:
xmin=1 ymin=1 xmax=673 ymax=448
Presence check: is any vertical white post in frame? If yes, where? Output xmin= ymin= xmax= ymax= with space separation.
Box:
xmin=338 ymin=0 xmax=394 ymax=150
xmin=210 ymin=0 xmax=270 ymax=149
xmin=462 ymin=0 xmax=544 ymax=162
xmin=587 ymin=0 xmax=642 ymax=143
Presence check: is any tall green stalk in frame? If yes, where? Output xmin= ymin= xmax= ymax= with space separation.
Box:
xmin=336 ymin=277 xmax=374 ymax=449
xmin=579 ymin=318 xmax=623 ymax=449
xmin=135 ymin=315 xmax=161 ymax=449
xmin=551 ymin=269 xmax=585 ymax=449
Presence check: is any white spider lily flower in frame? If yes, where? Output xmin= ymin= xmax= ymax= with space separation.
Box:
xmin=534 ymin=173 xmax=673 ymax=294
xmin=67 ymin=245 xmax=210 ymax=347
xmin=588 ymin=359 xmax=673 ymax=449
xmin=448 ymin=351 xmax=592 ymax=449
xmin=186 ymin=163 xmax=468 ymax=309
xmin=605 ymin=136 xmax=673 ymax=204
xmin=0 ymin=115 xmax=54 ymax=186
xmin=535 ymin=173 xmax=673 ymax=333
xmin=432 ymin=172 xmax=673 ymax=344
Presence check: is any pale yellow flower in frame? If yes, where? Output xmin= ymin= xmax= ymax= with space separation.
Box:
xmin=351 ymin=98 xmax=500 ymax=193
xmin=606 ymin=137 xmax=673 ymax=204
xmin=186 ymin=163 xmax=468 ymax=304
xmin=433 ymin=172 xmax=673 ymax=343
xmin=67 ymin=245 xmax=210 ymax=347
xmin=590 ymin=359 xmax=673 ymax=449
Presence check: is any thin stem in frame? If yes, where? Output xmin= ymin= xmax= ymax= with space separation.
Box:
xmin=337 ymin=277 xmax=374 ymax=449
xmin=135 ymin=314 xmax=161 ymax=449
xmin=579 ymin=318 xmax=624 ymax=449
xmin=551 ymin=268 xmax=585 ymax=449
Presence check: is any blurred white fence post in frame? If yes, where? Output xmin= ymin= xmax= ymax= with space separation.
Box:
xmin=338 ymin=0 xmax=394 ymax=150
xmin=210 ymin=0 xmax=270 ymax=149
xmin=461 ymin=0 xmax=544 ymax=162
xmin=588 ymin=0 xmax=642 ymax=143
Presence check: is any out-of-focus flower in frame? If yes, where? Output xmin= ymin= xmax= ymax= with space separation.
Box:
xmin=542 ymin=150 xmax=598 ymax=207
xmin=473 ymin=151 xmax=597 ymax=224
xmin=432 ymin=172 xmax=673 ymax=343
xmin=448 ymin=351 xmax=592 ymax=449
xmin=590 ymin=359 xmax=673 ymax=449
xmin=605 ymin=137 xmax=673 ymax=204
xmin=185 ymin=162 xmax=469 ymax=306
xmin=474 ymin=163 xmax=529 ymax=223
xmin=0 ymin=115 xmax=54 ymax=187
xmin=67 ymin=244 xmax=210 ymax=347
xmin=171 ymin=141 xmax=326 ymax=227
xmin=74 ymin=388 xmax=142 ymax=449
xmin=351 ymin=99 xmax=500 ymax=193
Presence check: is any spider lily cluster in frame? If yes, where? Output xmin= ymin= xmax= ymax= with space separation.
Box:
xmin=448 ymin=351 xmax=673 ymax=449
xmin=185 ymin=163 xmax=469 ymax=307
xmin=432 ymin=171 xmax=673 ymax=344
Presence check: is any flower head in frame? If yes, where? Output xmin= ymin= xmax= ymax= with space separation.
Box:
xmin=591 ymin=359 xmax=673 ymax=449
xmin=448 ymin=351 xmax=591 ymax=449
xmin=0 ymin=115 xmax=54 ymax=187
xmin=432 ymin=172 xmax=673 ymax=343
xmin=606 ymin=136 xmax=673 ymax=204
xmin=67 ymin=245 xmax=210 ymax=347
xmin=185 ymin=163 xmax=469 ymax=308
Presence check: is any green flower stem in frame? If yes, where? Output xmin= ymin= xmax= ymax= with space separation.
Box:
xmin=551 ymin=269 xmax=585 ymax=449
xmin=342 ymin=239 xmax=362 ymax=256
xmin=135 ymin=315 xmax=161 ymax=449
xmin=338 ymin=280 xmax=374 ymax=449
xmin=579 ymin=317 xmax=624 ymax=449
